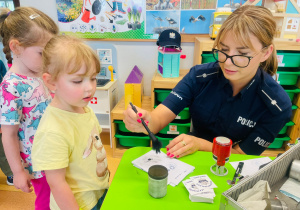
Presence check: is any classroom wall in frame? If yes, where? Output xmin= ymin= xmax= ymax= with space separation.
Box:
xmin=19 ymin=0 xmax=196 ymax=100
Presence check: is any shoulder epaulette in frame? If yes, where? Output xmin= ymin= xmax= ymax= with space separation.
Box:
xmin=193 ymin=63 xmax=220 ymax=83
xmin=258 ymin=80 xmax=291 ymax=114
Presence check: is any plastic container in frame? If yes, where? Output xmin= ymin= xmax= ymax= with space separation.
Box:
xmin=201 ymin=52 xmax=215 ymax=64
xmin=282 ymin=85 xmax=300 ymax=101
xmin=287 ymin=92 xmax=296 ymax=101
xmin=175 ymin=108 xmax=190 ymax=120
xmin=159 ymin=122 xmax=191 ymax=135
xmin=155 ymin=135 xmax=173 ymax=148
xmin=154 ymin=105 xmax=190 ymax=120
xmin=268 ymin=134 xmax=290 ymax=149
xmin=277 ymin=51 xmax=300 ymax=67
xmin=115 ymin=133 xmax=150 ymax=147
xmin=278 ymin=121 xmax=295 ymax=135
xmin=148 ymin=165 xmax=168 ymax=198
xmin=276 ymin=67 xmax=300 ymax=85
xmin=114 ymin=120 xmax=131 ymax=133
xmin=155 ymin=89 xmax=171 ymax=103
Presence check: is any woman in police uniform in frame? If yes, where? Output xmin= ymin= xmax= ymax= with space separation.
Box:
xmin=123 ymin=5 xmax=292 ymax=157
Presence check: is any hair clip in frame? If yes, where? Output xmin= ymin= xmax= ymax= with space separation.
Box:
xmin=29 ymin=14 xmax=40 ymax=19
xmin=7 ymin=11 xmax=11 ymax=16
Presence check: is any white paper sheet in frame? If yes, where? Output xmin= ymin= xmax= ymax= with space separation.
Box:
xmin=279 ymin=178 xmax=300 ymax=202
xmin=132 ymin=150 xmax=195 ymax=186
xmin=230 ymin=157 xmax=272 ymax=177
xmin=183 ymin=175 xmax=216 ymax=203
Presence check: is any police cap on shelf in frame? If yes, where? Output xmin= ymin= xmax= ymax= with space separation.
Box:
xmin=156 ymin=29 xmax=182 ymax=50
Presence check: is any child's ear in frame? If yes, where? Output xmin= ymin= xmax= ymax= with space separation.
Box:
xmin=9 ymin=39 xmax=23 ymax=55
xmin=42 ymin=73 xmax=56 ymax=92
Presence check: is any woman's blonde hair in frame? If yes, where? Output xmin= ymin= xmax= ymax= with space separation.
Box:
xmin=42 ymin=35 xmax=100 ymax=80
xmin=213 ymin=5 xmax=278 ymax=75
xmin=0 ymin=7 xmax=58 ymax=64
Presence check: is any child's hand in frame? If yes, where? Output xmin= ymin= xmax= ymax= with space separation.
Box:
xmin=13 ymin=169 xmax=33 ymax=193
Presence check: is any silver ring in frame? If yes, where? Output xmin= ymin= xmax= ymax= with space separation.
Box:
xmin=181 ymin=140 xmax=186 ymax=146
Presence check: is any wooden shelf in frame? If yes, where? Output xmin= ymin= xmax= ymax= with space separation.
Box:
xmin=83 ymin=34 xmax=209 ymax=43
xmin=272 ymin=13 xmax=300 ymax=17
xmin=261 ymin=148 xmax=285 ymax=157
xmin=111 ymin=96 xmax=152 ymax=157
xmin=193 ymin=37 xmax=300 ymax=65
xmin=90 ymin=80 xmax=118 ymax=147
xmin=151 ymin=69 xmax=189 ymax=109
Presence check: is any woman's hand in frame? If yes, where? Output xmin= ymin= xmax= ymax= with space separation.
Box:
xmin=13 ymin=169 xmax=33 ymax=193
xmin=123 ymin=105 xmax=150 ymax=133
xmin=166 ymin=134 xmax=202 ymax=158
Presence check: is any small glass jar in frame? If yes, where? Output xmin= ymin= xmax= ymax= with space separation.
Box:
xmin=148 ymin=165 xmax=168 ymax=198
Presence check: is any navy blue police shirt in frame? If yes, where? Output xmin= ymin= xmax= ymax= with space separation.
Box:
xmin=162 ymin=62 xmax=292 ymax=155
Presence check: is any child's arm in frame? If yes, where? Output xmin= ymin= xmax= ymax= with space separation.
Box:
xmin=45 ymin=168 xmax=79 ymax=209
xmin=1 ymin=124 xmax=33 ymax=193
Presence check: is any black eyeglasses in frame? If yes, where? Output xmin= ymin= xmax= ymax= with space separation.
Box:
xmin=212 ymin=46 xmax=268 ymax=68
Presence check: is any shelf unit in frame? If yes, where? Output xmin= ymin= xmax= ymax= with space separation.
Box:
xmin=89 ymin=80 xmax=118 ymax=147
xmin=151 ymin=69 xmax=189 ymax=109
xmin=193 ymin=37 xmax=300 ymax=65
xmin=111 ymin=96 xmax=152 ymax=158
xmin=193 ymin=37 xmax=300 ymax=156
xmin=243 ymin=0 xmax=300 ymax=40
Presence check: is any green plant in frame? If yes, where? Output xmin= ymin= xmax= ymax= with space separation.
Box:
xmin=127 ymin=7 xmax=132 ymax=22
xmin=137 ymin=6 xmax=142 ymax=22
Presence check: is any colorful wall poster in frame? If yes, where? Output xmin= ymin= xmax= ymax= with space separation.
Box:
xmin=97 ymin=49 xmax=113 ymax=64
xmin=56 ymin=0 xmax=155 ymax=39
xmin=285 ymin=17 xmax=300 ymax=32
xmin=145 ymin=0 xmax=244 ymax=34
xmin=180 ymin=10 xmax=214 ymax=34
xmin=146 ymin=10 xmax=180 ymax=34
xmin=56 ymin=0 xmax=248 ymax=38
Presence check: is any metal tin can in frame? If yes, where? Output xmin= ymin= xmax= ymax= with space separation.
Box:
xmin=148 ymin=165 xmax=168 ymax=198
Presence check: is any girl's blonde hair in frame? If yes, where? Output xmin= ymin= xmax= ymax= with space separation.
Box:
xmin=42 ymin=35 xmax=100 ymax=80
xmin=0 ymin=7 xmax=59 ymax=64
xmin=213 ymin=5 xmax=278 ymax=75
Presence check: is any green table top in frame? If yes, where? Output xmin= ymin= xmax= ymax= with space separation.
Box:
xmin=102 ymin=147 xmax=267 ymax=210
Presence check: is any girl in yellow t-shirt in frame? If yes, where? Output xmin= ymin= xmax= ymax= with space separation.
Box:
xmin=32 ymin=35 xmax=109 ymax=210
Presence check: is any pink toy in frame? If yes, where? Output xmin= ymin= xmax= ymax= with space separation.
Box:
xmin=157 ymin=47 xmax=186 ymax=78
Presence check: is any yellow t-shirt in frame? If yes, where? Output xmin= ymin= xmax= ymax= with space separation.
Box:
xmin=32 ymin=105 xmax=109 ymax=210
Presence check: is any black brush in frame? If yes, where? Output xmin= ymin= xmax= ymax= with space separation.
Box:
xmin=129 ymin=102 xmax=162 ymax=153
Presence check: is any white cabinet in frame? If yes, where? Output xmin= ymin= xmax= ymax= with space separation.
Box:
xmin=89 ymin=80 xmax=118 ymax=146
